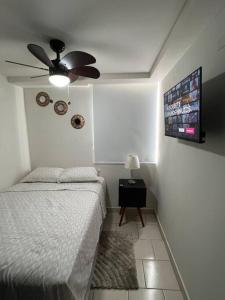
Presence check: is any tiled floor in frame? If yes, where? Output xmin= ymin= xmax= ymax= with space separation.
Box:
xmin=90 ymin=211 xmax=184 ymax=300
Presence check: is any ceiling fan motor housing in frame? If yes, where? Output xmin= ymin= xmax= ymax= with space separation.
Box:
xmin=49 ymin=65 xmax=68 ymax=77
xmin=50 ymin=39 xmax=65 ymax=54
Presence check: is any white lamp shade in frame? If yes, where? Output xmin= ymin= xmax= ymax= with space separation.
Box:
xmin=125 ymin=154 xmax=140 ymax=169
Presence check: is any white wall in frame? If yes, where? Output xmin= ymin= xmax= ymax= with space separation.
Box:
xmin=24 ymin=86 xmax=94 ymax=168
xmin=0 ymin=74 xmax=30 ymax=190
xmin=24 ymin=84 xmax=158 ymax=208
xmin=155 ymin=7 xmax=225 ymax=300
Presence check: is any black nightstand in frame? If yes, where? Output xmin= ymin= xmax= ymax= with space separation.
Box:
xmin=119 ymin=179 xmax=146 ymax=227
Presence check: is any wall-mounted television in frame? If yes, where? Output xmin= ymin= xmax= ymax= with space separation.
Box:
xmin=164 ymin=67 xmax=205 ymax=143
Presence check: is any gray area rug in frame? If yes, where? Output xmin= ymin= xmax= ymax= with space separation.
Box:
xmin=91 ymin=231 xmax=138 ymax=290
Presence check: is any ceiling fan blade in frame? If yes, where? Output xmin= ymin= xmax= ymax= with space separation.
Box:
xmin=5 ymin=60 xmax=48 ymax=71
xmin=60 ymin=51 xmax=96 ymax=69
xmin=30 ymin=74 xmax=49 ymax=79
xmin=68 ymin=72 xmax=79 ymax=83
xmin=69 ymin=66 xmax=100 ymax=79
xmin=27 ymin=44 xmax=54 ymax=68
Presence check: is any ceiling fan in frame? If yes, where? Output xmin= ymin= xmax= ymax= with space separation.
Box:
xmin=5 ymin=39 xmax=100 ymax=87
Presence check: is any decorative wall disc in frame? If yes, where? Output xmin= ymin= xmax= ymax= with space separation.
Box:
xmin=36 ymin=92 xmax=52 ymax=106
xmin=71 ymin=114 xmax=85 ymax=129
xmin=54 ymin=100 xmax=68 ymax=115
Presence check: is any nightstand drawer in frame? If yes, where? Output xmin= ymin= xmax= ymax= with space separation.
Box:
xmin=119 ymin=190 xmax=146 ymax=207
xmin=118 ymin=179 xmax=146 ymax=227
xmin=119 ymin=179 xmax=146 ymax=207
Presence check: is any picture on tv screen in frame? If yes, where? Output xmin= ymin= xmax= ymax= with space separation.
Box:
xmin=164 ymin=67 xmax=202 ymax=143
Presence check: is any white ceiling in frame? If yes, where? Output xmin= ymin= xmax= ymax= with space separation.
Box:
xmin=0 ymin=0 xmax=225 ymax=86
xmin=0 ymin=0 xmax=184 ymax=76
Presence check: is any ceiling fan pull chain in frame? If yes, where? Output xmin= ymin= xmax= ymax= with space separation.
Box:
xmin=67 ymin=85 xmax=71 ymax=105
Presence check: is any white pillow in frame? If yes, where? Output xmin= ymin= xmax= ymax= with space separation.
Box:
xmin=59 ymin=167 xmax=98 ymax=183
xmin=21 ymin=167 xmax=63 ymax=183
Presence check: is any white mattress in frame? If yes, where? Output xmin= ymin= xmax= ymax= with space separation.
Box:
xmin=0 ymin=179 xmax=106 ymax=300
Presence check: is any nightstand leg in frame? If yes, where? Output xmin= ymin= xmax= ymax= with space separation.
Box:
xmin=137 ymin=207 xmax=145 ymax=227
xmin=119 ymin=207 xmax=123 ymax=215
xmin=119 ymin=207 xmax=126 ymax=226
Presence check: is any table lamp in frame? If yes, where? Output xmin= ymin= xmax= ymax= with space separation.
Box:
xmin=125 ymin=154 xmax=140 ymax=184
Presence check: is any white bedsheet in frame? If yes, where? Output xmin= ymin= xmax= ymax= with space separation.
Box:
xmin=0 ymin=179 xmax=106 ymax=300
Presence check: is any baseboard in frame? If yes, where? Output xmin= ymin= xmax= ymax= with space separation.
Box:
xmin=107 ymin=207 xmax=154 ymax=214
xmin=156 ymin=214 xmax=191 ymax=300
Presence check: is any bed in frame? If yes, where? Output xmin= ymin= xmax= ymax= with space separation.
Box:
xmin=0 ymin=177 xmax=106 ymax=300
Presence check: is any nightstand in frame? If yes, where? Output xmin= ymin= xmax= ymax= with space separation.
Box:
xmin=119 ymin=179 xmax=146 ymax=227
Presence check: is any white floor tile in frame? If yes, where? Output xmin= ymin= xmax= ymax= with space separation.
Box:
xmin=163 ymin=290 xmax=184 ymax=300
xmin=103 ymin=221 xmax=138 ymax=239
xmin=152 ymin=239 xmax=169 ymax=260
xmin=135 ymin=260 xmax=146 ymax=288
xmin=134 ymin=239 xmax=155 ymax=259
xmin=88 ymin=290 xmax=94 ymax=300
xmin=93 ymin=289 xmax=128 ymax=300
xmin=114 ymin=222 xmax=139 ymax=240
xmin=138 ymin=223 xmax=162 ymax=240
xmin=143 ymin=260 xmax=180 ymax=290
xmin=105 ymin=211 xmax=157 ymax=227
xmin=103 ymin=221 xmax=115 ymax=231
xmin=125 ymin=211 xmax=157 ymax=223
xmin=129 ymin=289 xmax=164 ymax=300
xmin=99 ymin=215 xmax=182 ymax=299
xmin=142 ymin=213 xmax=157 ymax=223
xmin=125 ymin=212 xmax=141 ymax=223
xmin=105 ymin=212 xmax=124 ymax=225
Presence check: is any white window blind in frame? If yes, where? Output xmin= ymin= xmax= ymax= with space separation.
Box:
xmin=93 ymin=84 xmax=158 ymax=163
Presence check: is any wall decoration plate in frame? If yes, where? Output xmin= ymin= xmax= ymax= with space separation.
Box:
xmin=54 ymin=100 xmax=68 ymax=115
xmin=71 ymin=114 xmax=85 ymax=129
xmin=36 ymin=92 xmax=52 ymax=107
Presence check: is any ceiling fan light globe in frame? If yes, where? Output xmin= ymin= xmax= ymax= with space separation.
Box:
xmin=49 ymin=74 xmax=70 ymax=87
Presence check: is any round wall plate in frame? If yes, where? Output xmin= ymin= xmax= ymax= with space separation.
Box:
xmin=54 ymin=100 xmax=68 ymax=115
xmin=71 ymin=114 xmax=85 ymax=129
xmin=36 ymin=92 xmax=51 ymax=107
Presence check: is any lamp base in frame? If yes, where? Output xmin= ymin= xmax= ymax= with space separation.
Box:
xmin=128 ymin=179 xmax=136 ymax=184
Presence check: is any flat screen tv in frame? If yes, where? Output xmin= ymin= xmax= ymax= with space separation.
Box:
xmin=164 ymin=67 xmax=204 ymax=143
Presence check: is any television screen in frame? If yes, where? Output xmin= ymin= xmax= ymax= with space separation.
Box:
xmin=164 ymin=67 xmax=203 ymax=143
